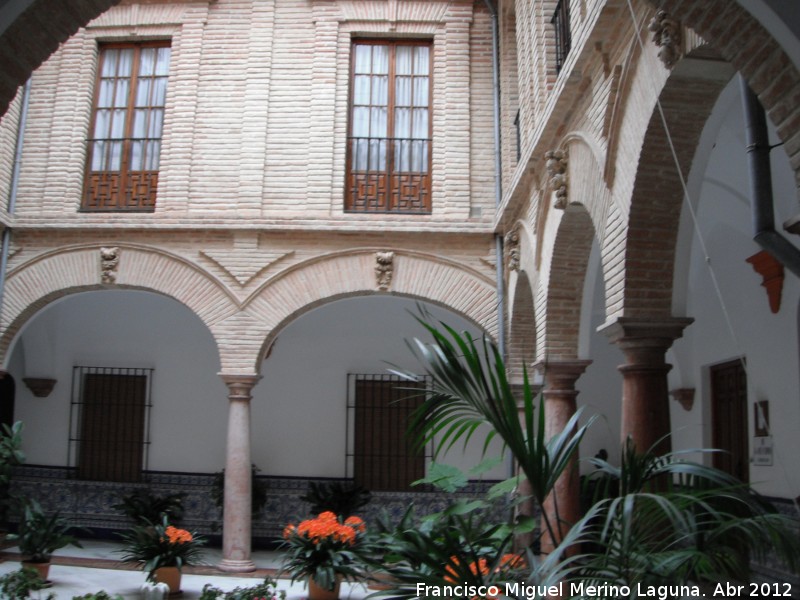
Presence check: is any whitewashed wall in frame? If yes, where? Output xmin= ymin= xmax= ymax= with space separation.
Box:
xmin=8 ymin=292 xmax=508 ymax=480
xmin=672 ymin=76 xmax=800 ymax=499
xmin=254 ymin=295 xmax=508 ymax=480
xmin=8 ymin=290 xmax=227 ymax=472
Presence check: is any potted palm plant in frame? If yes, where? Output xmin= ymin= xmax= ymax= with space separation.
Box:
xmin=300 ymin=481 xmax=370 ymax=518
xmin=395 ymin=313 xmax=800 ymax=594
xmin=117 ymin=515 xmax=205 ymax=595
xmin=11 ymin=500 xmax=82 ymax=582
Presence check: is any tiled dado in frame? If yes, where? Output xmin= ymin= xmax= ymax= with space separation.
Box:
xmin=9 ymin=466 xmax=503 ymax=542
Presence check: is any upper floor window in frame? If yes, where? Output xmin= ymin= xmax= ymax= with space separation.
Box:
xmin=551 ymin=0 xmax=572 ymax=74
xmin=346 ymin=40 xmax=432 ymax=214
xmin=82 ymin=42 xmax=171 ymax=212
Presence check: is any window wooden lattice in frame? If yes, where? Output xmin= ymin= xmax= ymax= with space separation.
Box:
xmin=551 ymin=0 xmax=572 ymax=74
xmin=346 ymin=40 xmax=432 ymax=214
xmin=69 ymin=367 xmax=153 ymax=482
xmin=82 ymin=42 xmax=170 ymax=212
xmin=346 ymin=374 xmax=431 ymax=491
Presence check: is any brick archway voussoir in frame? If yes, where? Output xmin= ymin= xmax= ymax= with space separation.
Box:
xmin=539 ymin=207 xmax=595 ymax=360
xmin=0 ymin=245 xmax=237 ymax=365
xmin=648 ymin=0 xmax=800 ymax=188
xmin=0 ymin=0 xmax=122 ymax=116
xmin=247 ymin=251 xmax=498 ymax=371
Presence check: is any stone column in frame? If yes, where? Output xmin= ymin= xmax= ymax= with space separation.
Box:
xmin=533 ymin=359 xmax=591 ymax=555
xmin=510 ymin=383 xmax=537 ymax=553
xmin=218 ymin=373 xmax=260 ymax=573
xmin=600 ymin=317 xmax=693 ymax=455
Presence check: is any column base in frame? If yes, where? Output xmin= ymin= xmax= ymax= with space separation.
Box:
xmin=218 ymin=559 xmax=257 ymax=573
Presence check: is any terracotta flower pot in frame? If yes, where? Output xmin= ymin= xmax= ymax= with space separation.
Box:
xmin=367 ymin=570 xmax=398 ymax=591
xmin=308 ymin=576 xmax=341 ymax=600
xmin=153 ymin=566 xmax=182 ymax=595
xmin=20 ymin=559 xmax=50 ymax=583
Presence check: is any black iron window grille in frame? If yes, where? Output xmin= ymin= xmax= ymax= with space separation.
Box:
xmin=69 ymin=366 xmax=153 ymax=482
xmin=551 ymin=0 xmax=572 ymax=74
xmin=346 ymin=374 xmax=432 ymax=491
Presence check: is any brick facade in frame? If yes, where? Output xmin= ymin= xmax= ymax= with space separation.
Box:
xmin=1 ymin=0 xmax=799 ymax=572
xmin=0 ymin=0 xmax=500 ymax=374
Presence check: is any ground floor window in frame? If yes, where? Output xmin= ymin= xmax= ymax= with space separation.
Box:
xmin=346 ymin=373 xmax=431 ymax=491
xmin=69 ymin=366 xmax=153 ymax=482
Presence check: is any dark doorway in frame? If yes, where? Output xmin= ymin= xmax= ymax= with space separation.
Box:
xmin=710 ymin=359 xmax=749 ymax=483
xmin=0 ymin=374 xmax=15 ymax=429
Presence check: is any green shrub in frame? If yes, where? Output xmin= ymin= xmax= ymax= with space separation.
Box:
xmin=300 ymin=481 xmax=370 ymax=518
xmin=113 ymin=489 xmax=187 ymax=525
xmin=0 ymin=567 xmax=55 ymax=600
xmin=199 ymin=576 xmax=286 ymax=600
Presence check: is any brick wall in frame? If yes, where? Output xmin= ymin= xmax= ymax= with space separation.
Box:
xmin=0 ymin=0 xmax=501 ymax=370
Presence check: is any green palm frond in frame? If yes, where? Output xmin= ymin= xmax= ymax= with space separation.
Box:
xmin=392 ymin=310 xmax=593 ymax=543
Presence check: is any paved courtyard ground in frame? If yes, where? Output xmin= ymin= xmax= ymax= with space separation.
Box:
xmin=0 ymin=540 xmax=371 ymax=599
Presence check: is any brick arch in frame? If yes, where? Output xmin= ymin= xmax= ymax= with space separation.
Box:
xmin=244 ymin=250 xmax=498 ymax=371
xmin=0 ymin=0 xmax=121 ymax=115
xmin=507 ymin=270 xmax=537 ymax=384
xmin=538 ymin=206 xmax=596 ymax=360
xmin=616 ymin=52 xmax=731 ymax=319
xmin=0 ymin=244 xmax=237 ymax=365
xmin=563 ymin=133 xmax=613 ymax=247
xmin=646 ymin=0 xmax=800 ymax=191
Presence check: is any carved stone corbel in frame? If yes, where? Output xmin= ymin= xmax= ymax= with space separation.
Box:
xmin=100 ymin=247 xmax=120 ymax=284
xmin=505 ymin=227 xmax=520 ymax=272
xmin=648 ymin=10 xmax=682 ymax=69
xmin=670 ymin=387 xmax=695 ymax=412
xmin=545 ymin=149 xmax=568 ymax=209
xmin=23 ymin=378 xmax=57 ymax=398
xmin=375 ymin=251 xmax=395 ymax=290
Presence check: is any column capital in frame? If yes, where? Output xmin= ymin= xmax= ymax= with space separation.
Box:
xmin=533 ymin=359 xmax=592 ymax=387
xmin=598 ymin=316 xmax=693 ymax=348
xmin=219 ymin=373 xmax=261 ymax=399
xmin=599 ymin=317 xmax=691 ymax=455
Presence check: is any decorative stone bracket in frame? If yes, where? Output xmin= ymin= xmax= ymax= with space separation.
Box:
xmin=746 ymin=250 xmax=784 ymax=313
xmin=545 ymin=149 xmax=568 ymax=209
xmin=23 ymin=378 xmax=56 ymax=398
xmin=648 ymin=10 xmax=683 ymax=69
xmin=375 ymin=251 xmax=395 ymax=290
xmin=100 ymin=247 xmax=120 ymax=284
xmin=505 ymin=228 xmax=520 ymax=272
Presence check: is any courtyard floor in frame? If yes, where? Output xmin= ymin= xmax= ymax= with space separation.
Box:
xmin=0 ymin=539 xmax=371 ymax=599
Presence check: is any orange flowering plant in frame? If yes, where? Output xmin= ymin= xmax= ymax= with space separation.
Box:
xmin=118 ymin=515 xmax=206 ymax=581
xmin=280 ymin=511 xmax=367 ymax=591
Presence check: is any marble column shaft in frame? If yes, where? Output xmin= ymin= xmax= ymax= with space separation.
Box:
xmin=533 ymin=359 xmax=591 ymax=555
xmin=218 ymin=373 xmax=260 ymax=573
xmin=600 ymin=317 xmax=693 ymax=455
